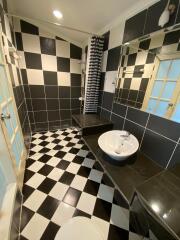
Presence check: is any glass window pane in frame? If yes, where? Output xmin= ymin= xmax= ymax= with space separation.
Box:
xmin=151 ymin=80 xmax=163 ymax=97
xmin=156 ymin=60 xmax=170 ymax=78
xmin=155 ymin=101 xmax=169 ymax=117
xmin=168 ymin=59 xmax=180 ymax=79
xmin=0 ymin=66 xmax=10 ymax=99
xmin=162 ymin=81 xmax=176 ymax=99
xmin=147 ymin=99 xmax=157 ymax=113
xmin=171 ymin=101 xmax=180 ymax=123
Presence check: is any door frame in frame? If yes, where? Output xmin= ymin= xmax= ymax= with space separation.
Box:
xmin=0 ymin=31 xmax=27 ymax=190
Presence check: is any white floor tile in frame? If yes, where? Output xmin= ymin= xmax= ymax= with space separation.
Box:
xmin=63 ymin=153 xmax=75 ymax=162
xmin=82 ymin=158 xmax=95 ymax=168
xmin=21 ymin=213 xmax=49 ymax=240
xmin=46 ymin=143 xmax=56 ymax=149
xmin=66 ymin=162 xmax=80 ymax=174
xmin=46 ymin=157 xmax=60 ymax=167
xmin=30 ymin=153 xmax=44 ymax=161
xmin=61 ymin=147 xmax=71 ymax=152
xmin=70 ymin=175 xmax=87 ymax=191
xmin=49 ymin=182 xmax=68 ymax=200
xmin=89 ymin=169 xmax=103 ymax=183
xmin=52 ymin=202 xmax=75 ymax=226
xmin=77 ymin=192 xmax=96 ymax=215
xmin=77 ymin=149 xmax=89 ymax=157
xmin=24 ymin=190 xmax=47 ymax=211
xmin=110 ymin=204 xmax=129 ymax=230
xmin=31 ymin=145 xmax=43 ymax=153
xmin=26 ymin=173 xmax=46 ymax=188
xmin=31 ymin=139 xmax=43 ymax=145
xmin=98 ymin=184 xmax=114 ymax=203
xmin=48 ymin=168 xmax=64 ymax=181
xmin=46 ymin=150 xmax=58 ymax=157
xmin=59 ymin=140 xmax=68 ymax=146
xmin=27 ymin=161 xmax=44 ymax=172
xmin=70 ymin=138 xmax=79 ymax=143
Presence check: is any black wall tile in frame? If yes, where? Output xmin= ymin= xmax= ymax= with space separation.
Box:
xmin=15 ymin=32 xmax=23 ymax=51
xmin=24 ymin=52 xmax=42 ymax=69
xmin=34 ymin=111 xmax=47 ymax=122
xmin=163 ymin=29 xmax=180 ymax=45
xmin=124 ymin=119 xmax=145 ymax=143
xmin=71 ymin=99 xmax=80 ymax=109
xmin=111 ymin=114 xmax=124 ymax=130
xmin=71 ymin=87 xmax=81 ymax=98
xmin=30 ymin=85 xmax=45 ymax=98
xmin=46 ymin=99 xmax=59 ymax=110
xmin=106 ymin=46 xmax=121 ymax=71
xmin=126 ymin=107 xmax=149 ymax=127
xmin=101 ymin=108 xmax=111 ymax=120
xmin=31 ymin=99 xmax=46 ymax=111
xmin=60 ymin=110 xmax=71 ymax=120
xmin=102 ymin=92 xmax=113 ymax=111
xmin=21 ymin=69 xmax=28 ymax=84
xmin=123 ymin=10 xmax=147 ymax=43
xmin=127 ymin=53 xmax=137 ymax=66
xmin=112 ymin=103 xmax=127 ymax=118
xmin=60 ymin=99 xmax=70 ymax=109
xmin=176 ymin=1 xmax=180 ymax=23
xmin=26 ymin=99 xmax=32 ymax=111
xmin=24 ymin=85 xmax=31 ymax=98
xmin=48 ymin=110 xmax=60 ymax=121
xmin=43 ymin=71 xmax=57 ymax=85
xmin=36 ymin=122 xmax=48 ymax=131
xmin=71 ymin=73 xmax=81 ymax=86
xmin=70 ymin=44 xmax=82 ymax=59
xmin=59 ymin=87 xmax=70 ymax=98
xmin=147 ymin=115 xmax=180 ymax=142
xmin=168 ymin=143 xmax=180 ymax=168
xmin=57 ymin=57 xmax=70 ymax=72
xmin=141 ymin=129 xmax=176 ymax=168
xmin=40 ymin=37 xmax=56 ymax=55
xmin=45 ymin=86 xmax=58 ymax=98
xmin=103 ymin=31 xmax=110 ymax=51
xmin=20 ymin=20 xmax=39 ymax=35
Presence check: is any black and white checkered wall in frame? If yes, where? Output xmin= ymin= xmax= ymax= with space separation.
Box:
xmin=0 ymin=1 xmax=31 ymax=141
xmin=13 ymin=18 xmax=82 ymax=132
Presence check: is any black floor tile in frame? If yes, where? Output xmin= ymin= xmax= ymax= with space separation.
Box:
xmin=37 ymin=196 xmax=60 ymax=219
xmin=69 ymin=147 xmax=80 ymax=154
xmin=113 ymin=189 xmax=129 ymax=209
xmin=38 ymin=165 xmax=54 ymax=176
xmin=22 ymin=185 xmax=34 ymax=202
xmin=20 ymin=206 xmax=35 ymax=231
xmin=40 ymin=221 xmax=60 ymax=240
xmin=26 ymin=158 xmax=35 ymax=168
xmin=72 ymin=156 xmax=84 ymax=164
xmin=73 ymin=209 xmax=91 ymax=219
xmin=59 ymin=172 xmax=75 ymax=185
xmin=77 ymin=166 xmax=91 ymax=178
xmin=93 ymin=198 xmax=112 ymax=222
xmin=38 ymin=154 xmax=52 ymax=163
xmin=56 ymin=160 xmax=70 ymax=170
xmin=84 ymin=179 xmax=100 ymax=196
xmin=108 ymin=224 xmax=129 ymax=240
xmin=63 ymin=187 xmax=81 ymax=207
xmin=23 ymin=169 xmax=35 ymax=183
xmin=38 ymin=178 xmax=56 ymax=194
xmin=54 ymin=151 xmax=66 ymax=158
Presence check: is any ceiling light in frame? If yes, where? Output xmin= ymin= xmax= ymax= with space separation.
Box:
xmin=53 ymin=10 xmax=63 ymax=19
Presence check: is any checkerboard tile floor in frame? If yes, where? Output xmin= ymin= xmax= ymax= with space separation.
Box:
xmin=20 ymin=127 xmax=144 ymax=240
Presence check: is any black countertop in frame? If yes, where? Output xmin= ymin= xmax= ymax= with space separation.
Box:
xmin=83 ymin=133 xmax=163 ymax=203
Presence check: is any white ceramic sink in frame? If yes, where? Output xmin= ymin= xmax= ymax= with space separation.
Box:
xmin=98 ymin=130 xmax=139 ymax=161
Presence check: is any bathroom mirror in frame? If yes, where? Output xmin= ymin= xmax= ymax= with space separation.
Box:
xmin=114 ymin=27 xmax=180 ymax=123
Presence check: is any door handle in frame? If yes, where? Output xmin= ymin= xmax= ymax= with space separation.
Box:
xmin=1 ymin=113 xmax=11 ymax=120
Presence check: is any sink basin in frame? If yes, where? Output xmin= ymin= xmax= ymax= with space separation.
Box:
xmin=98 ymin=130 xmax=139 ymax=161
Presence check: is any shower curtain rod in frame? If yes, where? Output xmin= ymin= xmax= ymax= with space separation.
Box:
xmin=6 ymin=13 xmax=100 ymax=36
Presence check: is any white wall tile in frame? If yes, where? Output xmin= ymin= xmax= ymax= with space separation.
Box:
xmin=17 ymin=51 xmax=26 ymax=69
xmin=27 ymin=69 xmax=44 ymax=85
xmin=135 ymin=51 xmax=148 ymax=65
xmin=108 ymin=22 xmax=125 ymax=49
xmin=13 ymin=18 xmax=21 ymax=32
xmin=149 ymin=32 xmax=164 ymax=49
xmin=58 ymin=72 xmax=70 ymax=86
xmin=104 ymin=71 xmax=117 ymax=93
xmin=22 ymin=33 xmax=41 ymax=53
xmin=41 ymin=54 xmax=57 ymax=71
xmin=101 ymin=50 xmax=108 ymax=72
xmin=70 ymin=59 xmax=81 ymax=74
xmin=39 ymin=29 xmax=55 ymax=39
xmin=130 ymin=78 xmax=141 ymax=90
xmin=56 ymin=40 xmax=70 ymax=58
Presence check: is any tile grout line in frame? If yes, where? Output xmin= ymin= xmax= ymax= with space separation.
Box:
xmin=139 ymin=113 xmax=150 ymax=149
xmin=166 ymin=137 xmax=180 ymax=169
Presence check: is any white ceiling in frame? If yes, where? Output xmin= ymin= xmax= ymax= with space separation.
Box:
xmin=7 ymin=0 xmax=158 ymax=46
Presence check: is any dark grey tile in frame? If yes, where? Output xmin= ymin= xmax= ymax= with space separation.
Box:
xmin=93 ymin=198 xmax=112 ymax=221
xmin=63 ymin=187 xmax=81 ymax=207
xmin=20 ymin=206 xmax=34 ymax=231
xmin=21 ymin=69 xmax=28 ymax=84
xmin=20 ymin=20 xmax=39 ymax=35
xmin=24 ymin=85 xmax=31 ymax=98
xmin=60 ymin=99 xmax=70 ymax=109
xmin=15 ymin=32 xmax=23 ymax=50
xmin=141 ymin=129 xmax=176 ymax=168
xmin=108 ymin=224 xmax=129 ymax=240
xmin=59 ymin=86 xmax=70 ymax=98
xmin=24 ymin=52 xmax=42 ymax=69
xmin=71 ymin=73 xmax=81 ymax=86
xmin=31 ymin=99 xmax=46 ymax=111
xmin=38 ymin=178 xmax=56 ymax=194
xmin=71 ymin=87 xmax=81 ymax=98
xmin=103 ymin=31 xmax=110 ymax=51
xmin=43 ymin=71 xmax=57 ymax=85
xmin=45 ymin=86 xmax=58 ymax=98
xmin=111 ymin=114 xmax=124 ymax=130
xmin=37 ymin=196 xmax=59 ymax=219
xmin=126 ymin=107 xmax=149 ymax=127
xmin=40 ymin=37 xmax=56 ymax=55
xmin=46 ymin=99 xmax=59 ymax=110
xmin=163 ymin=29 xmax=180 ymax=45
xmin=106 ymin=46 xmax=121 ymax=71
xmin=140 ymin=78 xmax=149 ymax=91
xmin=34 ymin=111 xmax=47 ymax=122
xmin=71 ymin=98 xmax=80 ymax=109
xmin=48 ymin=110 xmax=60 ymax=121
xmin=102 ymin=91 xmax=113 ymax=111
xmin=70 ymin=44 xmax=82 ymax=59
xmin=123 ymin=78 xmax=131 ymax=89
xmin=101 ymin=108 xmax=111 ymax=121
xmin=124 ymin=119 xmax=145 ymax=143
xmin=57 ymin=57 xmax=70 ymax=72
xmin=60 ymin=109 xmax=71 ymax=120
xmin=127 ymin=53 xmax=137 ymax=66
xmin=29 ymin=85 xmax=45 ymax=98
xmin=59 ymin=172 xmax=75 ymax=185
xmin=112 ymin=103 xmax=127 ymax=117
xmin=147 ymin=115 xmax=180 ymax=142
xmin=40 ymin=222 xmax=60 ymax=240
xmin=168 ymin=143 xmax=180 ymax=168
xmin=139 ymin=39 xmax=151 ymax=50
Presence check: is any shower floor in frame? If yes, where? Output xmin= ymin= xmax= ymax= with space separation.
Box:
xmin=20 ymin=127 xmax=145 ymax=240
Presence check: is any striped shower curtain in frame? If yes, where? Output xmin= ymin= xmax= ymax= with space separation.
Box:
xmin=84 ymin=35 xmax=104 ymax=113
